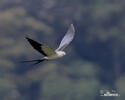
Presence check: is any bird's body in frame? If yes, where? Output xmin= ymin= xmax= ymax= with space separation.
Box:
xmin=24 ymin=24 xmax=75 ymax=64
xmin=43 ymin=51 xmax=66 ymax=60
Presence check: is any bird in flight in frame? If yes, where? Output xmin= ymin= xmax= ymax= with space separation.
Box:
xmin=24 ymin=24 xmax=75 ymax=64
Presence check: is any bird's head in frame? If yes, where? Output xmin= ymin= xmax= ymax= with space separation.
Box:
xmin=57 ymin=51 xmax=66 ymax=56
xmin=61 ymin=51 xmax=66 ymax=56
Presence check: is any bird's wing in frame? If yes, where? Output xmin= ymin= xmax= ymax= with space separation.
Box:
xmin=26 ymin=37 xmax=56 ymax=56
xmin=56 ymin=24 xmax=75 ymax=51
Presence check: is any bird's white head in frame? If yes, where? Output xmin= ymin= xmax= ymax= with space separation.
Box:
xmin=57 ymin=51 xmax=66 ymax=57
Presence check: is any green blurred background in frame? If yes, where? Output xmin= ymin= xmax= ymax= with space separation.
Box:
xmin=0 ymin=0 xmax=125 ymax=100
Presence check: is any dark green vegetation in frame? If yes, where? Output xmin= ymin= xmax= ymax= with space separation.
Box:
xmin=0 ymin=0 xmax=125 ymax=100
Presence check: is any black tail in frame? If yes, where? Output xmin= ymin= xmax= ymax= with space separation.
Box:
xmin=21 ymin=59 xmax=46 ymax=65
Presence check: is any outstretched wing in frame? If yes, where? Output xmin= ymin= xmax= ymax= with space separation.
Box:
xmin=56 ymin=24 xmax=75 ymax=51
xmin=26 ymin=37 xmax=56 ymax=56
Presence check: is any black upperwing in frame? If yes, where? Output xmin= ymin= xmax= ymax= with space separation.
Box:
xmin=26 ymin=37 xmax=56 ymax=56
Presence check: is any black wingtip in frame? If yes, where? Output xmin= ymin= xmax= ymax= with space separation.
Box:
xmin=25 ymin=37 xmax=31 ymax=41
xmin=25 ymin=37 xmax=41 ymax=45
xmin=25 ymin=37 xmax=36 ymax=45
xmin=25 ymin=34 xmax=31 ymax=39
xmin=25 ymin=37 xmax=48 ymax=56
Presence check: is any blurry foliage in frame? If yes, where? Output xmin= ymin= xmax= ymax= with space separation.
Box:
xmin=0 ymin=7 xmax=53 ymax=35
xmin=38 ymin=61 xmax=99 ymax=100
xmin=116 ymin=76 xmax=125 ymax=100
xmin=0 ymin=78 xmax=20 ymax=100
xmin=0 ymin=0 xmax=125 ymax=100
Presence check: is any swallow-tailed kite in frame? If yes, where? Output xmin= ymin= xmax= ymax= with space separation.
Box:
xmin=24 ymin=24 xmax=75 ymax=64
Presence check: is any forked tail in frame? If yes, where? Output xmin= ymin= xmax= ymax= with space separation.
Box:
xmin=21 ymin=58 xmax=46 ymax=65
